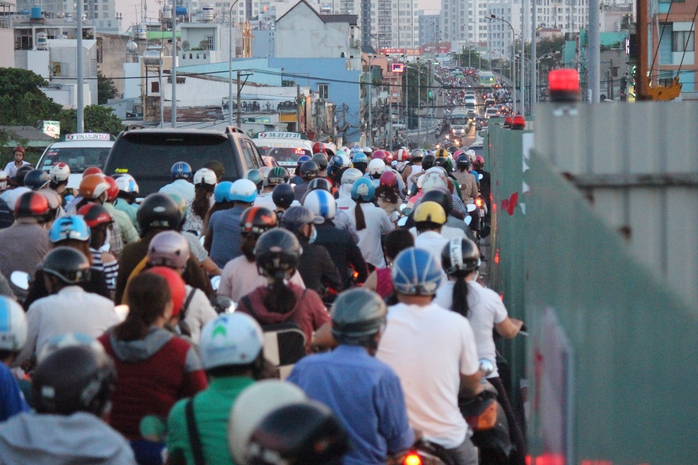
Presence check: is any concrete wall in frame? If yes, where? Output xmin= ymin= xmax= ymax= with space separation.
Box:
xmin=98 ymin=34 xmax=134 ymax=97
xmin=269 ymin=57 xmax=361 ymax=142
xmin=46 ymin=39 xmax=99 ymax=105
xmin=0 ymin=28 xmax=14 ymax=68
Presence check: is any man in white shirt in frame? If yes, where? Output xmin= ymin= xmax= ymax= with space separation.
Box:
xmin=14 ymin=247 xmax=119 ymax=366
xmin=3 ymin=146 xmax=31 ymax=178
xmin=377 ymin=247 xmax=483 ymax=465
xmin=159 ymin=161 xmax=195 ymax=203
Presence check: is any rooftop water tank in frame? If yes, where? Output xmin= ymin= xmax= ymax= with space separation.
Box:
xmin=175 ymin=6 xmax=187 ymax=16
xmin=36 ymin=32 xmax=48 ymax=50
xmin=30 ymin=5 xmax=42 ymax=19
xmin=137 ymin=22 xmax=147 ymax=40
xmin=162 ymin=7 xmax=172 ymax=19
xmin=202 ymin=4 xmax=214 ymax=22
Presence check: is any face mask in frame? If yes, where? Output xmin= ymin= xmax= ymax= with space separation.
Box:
xmin=309 ymin=227 xmax=317 ymax=244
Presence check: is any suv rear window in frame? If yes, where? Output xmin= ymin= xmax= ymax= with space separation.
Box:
xmin=105 ymin=132 xmax=247 ymax=195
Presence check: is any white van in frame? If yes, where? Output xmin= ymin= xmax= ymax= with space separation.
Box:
xmin=251 ymin=132 xmax=313 ymax=174
xmin=37 ymin=133 xmax=115 ymax=189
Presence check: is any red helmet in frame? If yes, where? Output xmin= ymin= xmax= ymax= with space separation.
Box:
xmin=475 ymin=155 xmax=485 ymax=167
xmin=77 ymin=203 xmax=113 ymax=228
xmin=103 ymin=176 xmax=119 ymax=202
xmin=372 ymin=150 xmax=386 ymax=161
xmin=452 ymin=149 xmax=465 ymax=159
xmin=82 ymin=166 xmax=103 ymax=178
xmin=14 ymin=191 xmax=50 ymax=220
xmin=79 ymin=174 xmax=109 ymax=200
xmin=312 ymin=142 xmax=326 ymax=154
xmin=384 ymin=151 xmax=394 ymax=164
xmin=379 ymin=170 xmax=399 ymax=187
xmin=146 ymin=267 xmax=187 ymax=317
xmin=395 ymin=148 xmax=410 ymax=162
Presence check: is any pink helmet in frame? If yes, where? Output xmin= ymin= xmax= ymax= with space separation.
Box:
xmin=379 ymin=170 xmax=399 ymax=187
xmin=371 ymin=150 xmax=387 ymax=161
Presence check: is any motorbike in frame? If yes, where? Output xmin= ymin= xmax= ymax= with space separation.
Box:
xmin=388 ymin=439 xmax=451 ymax=465
xmin=459 ymin=359 xmax=513 ymax=465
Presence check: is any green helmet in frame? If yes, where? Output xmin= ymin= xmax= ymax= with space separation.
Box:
xmin=330 ymin=289 xmax=386 ymax=345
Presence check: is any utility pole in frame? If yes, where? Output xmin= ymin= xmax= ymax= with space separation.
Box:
xmin=588 ymin=0 xmax=600 ymax=103
xmin=296 ymin=84 xmax=301 ymax=133
xmin=636 ymin=0 xmax=650 ymax=100
xmin=520 ymin=0 xmax=526 ymax=115
xmin=171 ymin=0 xmax=177 ymax=127
xmin=405 ymin=65 xmax=409 ymax=130
xmin=76 ymin=0 xmax=84 ymax=132
xmin=368 ymin=65 xmax=372 ymax=146
xmin=531 ymin=0 xmax=538 ymax=113
xmin=236 ymin=70 xmax=242 ymax=127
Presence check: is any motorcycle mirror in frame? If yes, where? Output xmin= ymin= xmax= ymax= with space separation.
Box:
xmin=479 ymin=358 xmax=495 ymax=377
xmin=465 ymin=216 xmax=472 ymax=225
xmin=401 ymin=207 xmax=412 ymax=216
xmin=10 ymin=271 xmax=30 ymax=291
xmin=466 ymin=203 xmax=477 ymax=213
xmin=397 ymin=217 xmax=408 ymax=227
xmin=210 ymin=276 xmax=221 ymax=291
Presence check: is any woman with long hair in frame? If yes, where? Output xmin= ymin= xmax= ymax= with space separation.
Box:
xmin=183 ymin=168 xmax=217 ymax=235
xmin=349 ymin=178 xmax=394 ymax=269
xmin=435 ymin=238 xmax=527 ymax=465
xmin=235 ymin=228 xmax=332 ymax=354
xmin=98 ymin=272 xmax=207 ymax=442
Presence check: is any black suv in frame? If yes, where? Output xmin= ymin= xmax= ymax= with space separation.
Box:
xmin=104 ymin=127 xmax=264 ymax=195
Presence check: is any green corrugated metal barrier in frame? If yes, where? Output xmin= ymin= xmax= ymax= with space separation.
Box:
xmin=487 ymin=119 xmax=698 ymax=464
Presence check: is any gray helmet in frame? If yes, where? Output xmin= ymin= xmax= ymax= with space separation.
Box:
xmin=147 ymin=230 xmax=191 ymax=269
xmin=330 ymin=289 xmax=386 ymax=345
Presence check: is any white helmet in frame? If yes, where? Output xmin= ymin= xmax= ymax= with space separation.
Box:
xmin=340 ymin=168 xmax=363 ymax=185
xmin=421 ymin=169 xmax=449 ymax=192
xmin=465 ymin=149 xmax=476 ymax=163
xmin=368 ymin=159 xmax=386 ymax=177
xmin=0 ymin=297 xmax=27 ymax=351
xmin=49 ymin=162 xmax=71 ymax=183
xmin=193 ymin=168 xmax=217 ymax=186
xmin=228 ymin=380 xmax=307 ymax=464
xmin=114 ymin=174 xmax=139 ymax=193
xmin=199 ymin=313 xmax=264 ymax=370
xmin=302 ymin=189 xmax=336 ymax=220
xmin=0 ymin=171 xmax=7 ymax=192
xmin=230 ymin=179 xmax=258 ymax=203
xmin=37 ymin=332 xmax=104 ymax=363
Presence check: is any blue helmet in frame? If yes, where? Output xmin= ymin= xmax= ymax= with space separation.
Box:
xmin=391 ymin=247 xmax=443 ymax=295
xmin=352 ymin=152 xmax=368 ymax=164
xmin=331 ymin=154 xmax=352 ymax=170
xmin=351 ymin=178 xmax=375 ymax=202
xmin=214 ymin=181 xmax=234 ymax=203
xmin=171 ymin=161 xmax=193 ymax=181
xmin=49 ymin=216 xmax=91 ymax=243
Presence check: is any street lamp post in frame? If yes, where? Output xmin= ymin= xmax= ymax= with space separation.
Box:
xmin=171 ymin=1 xmax=177 ymax=128
xmin=228 ymin=0 xmax=240 ymax=126
xmin=488 ymin=15 xmax=516 ymax=115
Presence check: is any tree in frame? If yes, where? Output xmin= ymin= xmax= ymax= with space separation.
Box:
xmin=0 ymin=68 xmax=62 ymax=125
xmin=59 ymin=105 xmax=124 ymax=137
xmin=97 ymin=72 xmax=118 ymax=105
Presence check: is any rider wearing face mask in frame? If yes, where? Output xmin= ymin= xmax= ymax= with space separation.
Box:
xmin=281 ymin=206 xmax=343 ymax=298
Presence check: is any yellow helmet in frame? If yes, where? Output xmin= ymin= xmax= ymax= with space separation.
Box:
xmin=414 ymin=201 xmax=446 ymax=225
xmin=435 ymin=148 xmax=449 ymax=158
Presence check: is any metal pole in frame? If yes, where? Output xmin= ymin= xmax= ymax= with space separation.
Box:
xmin=76 ymin=0 xmax=84 ymax=132
xmin=405 ymin=65 xmax=409 ymax=130
xmin=368 ymin=61 xmax=372 ymax=146
xmin=637 ymin=0 xmax=650 ymax=99
xmin=417 ymin=62 xmax=421 ymax=143
xmin=520 ymin=0 xmax=526 ymax=115
xmin=171 ymin=1 xmax=177 ymax=127
xmin=228 ymin=1 xmax=239 ymax=125
xmin=492 ymin=16 xmax=517 ymax=116
xmin=296 ymin=84 xmax=301 ymax=133
xmin=159 ymin=62 xmax=164 ymax=127
xmin=237 ymin=70 xmax=242 ymax=127
xmin=588 ymin=0 xmax=600 ymax=103
xmin=531 ymin=0 xmax=537 ymax=113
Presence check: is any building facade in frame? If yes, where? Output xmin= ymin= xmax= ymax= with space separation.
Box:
xmin=15 ymin=0 xmax=121 ymax=33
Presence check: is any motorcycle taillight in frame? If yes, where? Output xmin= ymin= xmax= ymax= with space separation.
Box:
xmin=403 ymin=451 xmax=423 ymax=465
xmin=475 ymin=197 xmax=484 ymax=208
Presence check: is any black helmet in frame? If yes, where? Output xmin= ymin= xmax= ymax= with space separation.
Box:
xmin=14 ymin=191 xmax=50 ymax=220
xmin=266 ymin=166 xmax=290 ymax=187
xmin=331 ymin=289 xmax=386 ymax=345
xmin=254 ymin=228 xmax=302 ymax=280
xmin=272 ymin=184 xmax=295 ymax=209
xmin=42 ymin=247 xmax=92 ymax=284
xmin=32 ymin=345 xmax=116 ymax=416
xmin=24 ymin=169 xmax=50 ymax=190
xmin=312 ymin=153 xmax=329 ymax=171
xmin=434 ymin=156 xmax=452 ymax=172
xmin=422 ymin=154 xmax=436 ymax=170
xmin=307 ymin=177 xmax=333 ymax=193
xmin=300 ymin=161 xmax=319 ymax=181
xmin=239 ymin=206 xmax=278 ymax=235
xmin=457 ymin=154 xmax=471 ymax=171
xmin=421 ymin=187 xmax=453 ymax=215
xmin=14 ymin=164 xmax=35 ymax=186
xmin=441 ymin=237 xmax=480 ymax=276
xmin=246 ymin=401 xmax=350 ymax=465
xmin=137 ymin=193 xmax=181 ymax=234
